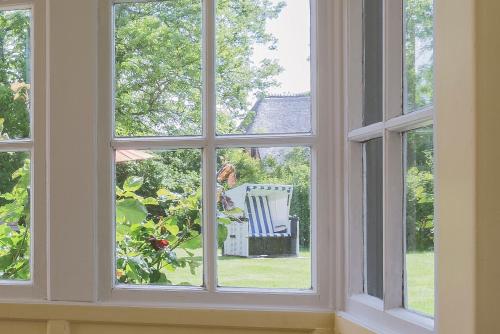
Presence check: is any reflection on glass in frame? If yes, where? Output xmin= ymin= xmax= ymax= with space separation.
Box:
xmin=115 ymin=149 xmax=202 ymax=286
xmin=362 ymin=0 xmax=383 ymax=126
xmin=404 ymin=0 xmax=434 ymax=113
xmin=114 ymin=1 xmax=202 ymax=137
xmin=0 ymin=152 xmax=31 ymax=280
xmin=363 ymin=138 xmax=383 ymax=299
xmin=216 ymin=147 xmax=311 ymax=289
xmin=405 ymin=126 xmax=434 ymax=316
xmin=0 ymin=10 xmax=31 ymax=140
xmin=216 ymin=0 xmax=311 ymax=135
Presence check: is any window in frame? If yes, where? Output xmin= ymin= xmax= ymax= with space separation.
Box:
xmin=0 ymin=9 xmax=32 ymax=281
xmin=346 ymin=0 xmax=435 ymax=332
xmin=97 ymin=0 xmax=333 ymax=308
xmin=0 ymin=0 xmax=46 ymax=300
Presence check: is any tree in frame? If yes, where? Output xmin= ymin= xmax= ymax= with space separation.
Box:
xmin=404 ymin=0 xmax=434 ymax=111
xmin=405 ymin=127 xmax=434 ymax=252
xmin=0 ymin=10 xmax=30 ymax=195
xmin=114 ymin=0 xmax=284 ymax=137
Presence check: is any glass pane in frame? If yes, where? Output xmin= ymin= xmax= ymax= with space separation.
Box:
xmin=363 ymin=138 xmax=383 ymax=299
xmin=0 ymin=10 xmax=31 ymax=140
xmin=216 ymin=0 xmax=311 ymax=135
xmin=405 ymin=126 xmax=434 ymax=316
xmin=0 ymin=152 xmax=31 ymax=280
xmin=404 ymin=0 xmax=434 ymax=113
xmin=114 ymin=1 xmax=202 ymax=137
xmin=362 ymin=0 xmax=383 ymax=126
xmin=115 ymin=149 xmax=202 ymax=286
xmin=216 ymin=147 xmax=311 ymax=289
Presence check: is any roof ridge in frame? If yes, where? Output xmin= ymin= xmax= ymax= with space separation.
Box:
xmin=263 ymin=93 xmax=310 ymax=98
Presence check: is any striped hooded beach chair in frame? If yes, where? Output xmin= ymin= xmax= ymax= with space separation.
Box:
xmin=222 ymin=184 xmax=299 ymax=257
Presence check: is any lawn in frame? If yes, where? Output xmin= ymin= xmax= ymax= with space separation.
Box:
xmin=165 ymin=248 xmax=311 ymax=289
xmin=406 ymin=251 xmax=435 ymax=316
xmin=164 ymin=249 xmax=434 ymax=315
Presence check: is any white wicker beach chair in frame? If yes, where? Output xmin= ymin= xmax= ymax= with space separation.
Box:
xmin=222 ymin=184 xmax=299 ymax=257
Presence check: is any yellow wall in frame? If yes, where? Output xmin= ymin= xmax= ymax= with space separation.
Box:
xmin=0 ymin=304 xmax=380 ymax=334
xmin=475 ymin=0 xmax=500 ymax=333
xmin=0 ymin=303 xmax=334 ymax=334
xmin=333 ymin=316 xmax=374 ymax=334
xmin=434 ymin=0 xmax=476 ymax=332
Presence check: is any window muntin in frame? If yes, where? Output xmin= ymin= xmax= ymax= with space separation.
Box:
xmin=0 ymin=9 xmax=32 ymax=282
xmin=403 ymin=0 xmax=434 ymax=113
xmin=111 ymin=0 xmax=316 ymax=293
xmin=215 ymin=0 xmax=311 ymax=135
xmin=404 ymin=126 xmax=434 ymax=316
xmin=363 ymin=138 xmax=383 ymax=299
xmin=113 ymin=1 xmax=202 ymax=137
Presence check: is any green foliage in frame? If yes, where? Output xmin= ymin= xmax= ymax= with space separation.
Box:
xmin=405 ymin=128 xmax=434 ymax=251
xmin=0 ymin=157 xmax=30 ymax=280
xmin=115 ymin=175 xmax=233 ymax=285
xmin=116 ymin=175 xmax=203 ymax=284
xmin=215 ymin=0 xmax=284 ymax=133
xmin=0 ymin=11 xmax=31 ymax=198
xmin=114 ymin=0 xmax=284 ymax=136
xmin=404 ymin=0 xmax=434 ymax=111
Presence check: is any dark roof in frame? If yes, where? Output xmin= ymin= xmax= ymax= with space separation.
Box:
xmin=246 ymin=95 xmax=311 ymax=135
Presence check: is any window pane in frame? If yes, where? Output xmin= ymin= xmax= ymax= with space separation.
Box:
xmin=363 ymin=138 xmax=383 ymax=299
xmin=216 ymin=0 xmax=311 ymax=135
xmin=0 ymin=10 xmax=31 ymax=140
xmin=114 ymin=1 xmax=202 ymax=137
xmin=115 ymin=149 xmax=202 ymax=286
xmin=0 ymin=152 xmax=31 ymax=280
xmin=404 ymin=0 xmax=434 ymax=113
xmin=216 ymin=147 xmax=311 ymax=289
xmin=405 ymin=126 xmax=434 ymax=316
xmin=362 ymin=0 xmax=383 ymax=126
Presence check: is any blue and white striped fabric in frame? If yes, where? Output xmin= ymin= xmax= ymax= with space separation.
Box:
xmin=245 ymin=195 xmax=290 ymax=237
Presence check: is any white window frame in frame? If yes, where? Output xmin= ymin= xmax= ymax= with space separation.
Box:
xmin=95 ymin=0 xmax=337 ymax=310
xmin=0 ymin=0 xmax=46 ymax=300
xmin=341 ymin=0 xmax=435 ymax=333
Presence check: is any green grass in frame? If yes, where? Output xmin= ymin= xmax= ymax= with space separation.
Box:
xmin=406 ymin=251 xmax=435 ymax=316
xmin=164 ymin=249 xmax=434 ymax=315
xmin=165 ymin=248 xmax=311 ymax=289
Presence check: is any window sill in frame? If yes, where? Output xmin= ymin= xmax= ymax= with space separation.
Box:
xmin=343 ymin=294 xmax=434 ymax=334
xmin=106 ymin=285 xmax=325 ymax=311
xmin=0 ymin=300 xmax=334 ymax=330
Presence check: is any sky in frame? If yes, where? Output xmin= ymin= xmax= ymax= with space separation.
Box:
xmin=252 ymin=0 xmax=311 ymax=96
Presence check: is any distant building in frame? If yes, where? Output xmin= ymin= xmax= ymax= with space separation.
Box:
xmin=244 ymin=94 xmax=311 ymax=161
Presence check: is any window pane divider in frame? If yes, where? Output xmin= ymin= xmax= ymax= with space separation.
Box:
xmin=348 ymin=108 xmax=433 ymax=143
xmin=111 ymin=134 xmax=316 ymax=151
xmin=215 ymin=134 xmax=316 ymax=147
xmin=348 ymin=122 xmax=384 ymax=142
xmin=202 ymin=0 xmax=217 ymax=292
xmin=385 ymin=108 xmax=433 ymax=132
xmin=111 ymin=137 xmax=206 ymax=150
xmin=0 ymin=139 xmax=33 ymax=151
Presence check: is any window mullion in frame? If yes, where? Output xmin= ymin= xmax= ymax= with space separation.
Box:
xmin=202 ymin=0 xmax=217 ymax=292
xmin=382 ymin=0 xmax=404 ymax=311
xmin=383 ymin=129 xmax=404 ymax=310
